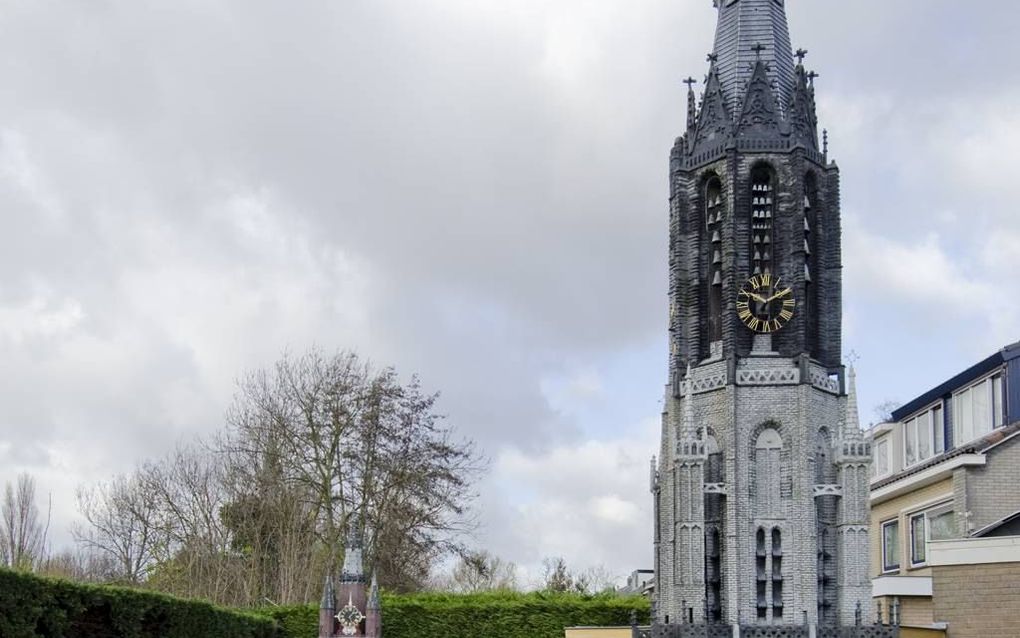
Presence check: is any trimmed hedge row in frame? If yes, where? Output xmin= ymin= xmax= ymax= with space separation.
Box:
xmin=0 ymin=569 xmax=278 ymax=638
xmin=262 ymin=591 xmax=651 ymax=638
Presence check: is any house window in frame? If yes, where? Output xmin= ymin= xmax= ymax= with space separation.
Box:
xmin=872 ymin=436 xmax=890 ymax=478
xmin=903 ymin=404 xmax=944 ymax=468
xmin=910 ymin=504 xmax=955 ymax=567
xmin=954 ymin=372 xmax=1005 ymax=446
xmin=882 ymin=520 xmax=900 ymax=573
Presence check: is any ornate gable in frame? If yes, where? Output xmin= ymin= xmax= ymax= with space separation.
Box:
xmin=689 ymin=69 xmax=732 ymax=157
xmin=735 ymin=60 xmax=784 ymax=140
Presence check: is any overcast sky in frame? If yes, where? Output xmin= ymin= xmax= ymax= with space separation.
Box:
xmin=1 ymin=0 xmax=1018 ymax=588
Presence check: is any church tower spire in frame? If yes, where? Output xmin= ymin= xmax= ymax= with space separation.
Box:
xmin=654 ymin=0 xmax=872 ymax=631
xmin=711 ymin=0 xmax=796 ymax=117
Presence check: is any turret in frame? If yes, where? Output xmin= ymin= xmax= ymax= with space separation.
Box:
xmin=319 ymin=574 xmax=336 ymax=638
xmin=365 ymin=571 xmax=382 ymax=638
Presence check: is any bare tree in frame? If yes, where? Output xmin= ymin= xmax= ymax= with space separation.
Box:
xmin=74 ymin=473 xmax=159 ymax=584
xmin=38 ymin=548 xmax=120 ymax=583
xmin=221 ymin=348 xmax=483 ymax=595
xmin=437 ymin=549 xmax=518 ymax=592
xmin=71 ymin=347 xmax=482 ymax=605
xmin=1 ymin=473 xmax=47 ymax=571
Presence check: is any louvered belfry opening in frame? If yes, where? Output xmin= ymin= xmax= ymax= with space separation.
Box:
xmin=749 ymin=166 xmax=775 ymax=277
xmin=706 ymin=177 xmax=725 ymax=343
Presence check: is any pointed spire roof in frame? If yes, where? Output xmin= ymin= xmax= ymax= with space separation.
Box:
xmin=321 ymin=573 xmax=336 ymax=610
xmin=844 ymin=367 xmax=862 ymax=441
xmin=367 ymin=572 xmax=381 ymax=610
xmin=681 ymin=364 xmax=696 ymax=440
xmin=711 ymin=0 xmax=796 ymax=117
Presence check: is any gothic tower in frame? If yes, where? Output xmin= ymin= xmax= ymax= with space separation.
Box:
xmin=651 ymin=0 xmax=872 ymax=628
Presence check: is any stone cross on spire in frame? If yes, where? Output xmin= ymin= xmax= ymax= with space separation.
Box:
xmin=751 ymin=43 xmax=767 ymax=60
xmin=795 ymin=48 xmax=808 ymax=65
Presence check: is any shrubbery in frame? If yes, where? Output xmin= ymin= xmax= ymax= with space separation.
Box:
xmin=0 ymin=568 xmax=278 ymax=638
xmin=261 ymin=590 xmax=651 ymax=638
xmin=0 ymin=568 xmax=648 ymax=638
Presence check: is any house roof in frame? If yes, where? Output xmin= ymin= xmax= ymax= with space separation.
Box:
xmin=891 ymin=341 xmax=1020 ymax=421
xmin=871 ymin=420 xmax=1020 ymax=491
xmin=973 ymin=509 xmax=1020 ymax=538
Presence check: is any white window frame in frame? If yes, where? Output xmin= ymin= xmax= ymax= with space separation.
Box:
xmin=901 ymin=401 xmax=945 ymax=470
xmin=908 ymin=502 xmax=954 ymax=568
xmin=881 ymin=519 xmax=900 ymax=574
xmin=953 ymin=370 xmax=1006 ymax=448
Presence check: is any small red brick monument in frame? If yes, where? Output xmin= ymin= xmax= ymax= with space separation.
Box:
xmin=319 ymin=525 xmax=381 ymax=638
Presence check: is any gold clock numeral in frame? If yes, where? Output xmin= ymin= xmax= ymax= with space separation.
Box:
xmin=771 ymin=320 xmax=782 ymax=332
xmin=747 ymin=317 xmax=761 ymax=332
xmin=739 ymin=309 xmax=753 ymax=321
xmin=779 ymin=309 xmax=794 ymax=322
xmin=736 ymin=300 xmax=749 ymax=310
xmin=759 ymin=273 xmax=772 ymax=288
xmin=783 ymin=299 xmax=796 ymax=309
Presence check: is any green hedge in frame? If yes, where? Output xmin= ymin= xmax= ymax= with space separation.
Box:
xmin=262 ymin=591 xmax=650 ymax=638
xmin=0 ymin=569 xmax=278 ymax=638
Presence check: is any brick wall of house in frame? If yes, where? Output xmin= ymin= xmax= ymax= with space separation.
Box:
xmin=960 ymin=436 xmax=1020 ymax=533
xmin=869 ymin=479 xmax=953 ymax=578
xmin=932 ymin=562 xmax=1020 ymax=637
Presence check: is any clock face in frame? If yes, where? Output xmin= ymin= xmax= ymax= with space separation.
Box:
xmin=737 ymin=273 xmax=795 ymax=333
xmin=336 ymin=603 xmax=365 ymax=635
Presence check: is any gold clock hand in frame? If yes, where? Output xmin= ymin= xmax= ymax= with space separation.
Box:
xmin=766 ymin=288 xmax=793 ymax=302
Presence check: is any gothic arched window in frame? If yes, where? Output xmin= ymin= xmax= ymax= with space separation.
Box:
xmin=705 ymin=177 xmax=724 ymax=343
xmin=755 ymin=428 xmax=783 ymax=517
xmin=749 ymin=166 xmax=776 ymax=276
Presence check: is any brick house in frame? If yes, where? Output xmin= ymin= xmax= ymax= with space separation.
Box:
xmin=868 ymin=342 xmax=1020 ymax=632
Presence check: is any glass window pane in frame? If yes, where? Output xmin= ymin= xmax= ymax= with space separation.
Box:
xmin=911 ymin=515 xmax=926 ymax=564
xmin=974 ymin=379 xmax=991 ymax=437
xmin=993 ymin=374 xmax=1004 ymax=428
xmin=957 ymin=391 xmax=974 ymax=445
xmin=933 ymin=406 xmax=945 ymax=454
xmin=883 ymin=521 xmax=900 ymax=571
xmin=917 ymin=412 xmax=932 ymax=461
xmin=876 ymin=439 xmax=889 ymax=476
xmin=929 ymin=510 xmax=956 ymax=541
xmin=905 ymin=419 xmax=917 ymax=466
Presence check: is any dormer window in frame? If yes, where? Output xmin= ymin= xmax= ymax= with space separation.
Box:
xmin=953 ymin=371 xmax=1005 ymax=447
xmin=903 ymin=403 xmax=945 ymax=468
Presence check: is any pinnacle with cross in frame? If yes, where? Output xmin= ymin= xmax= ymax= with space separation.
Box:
xmin=807 ymin=71 xmax=819 ymax=88
xmin=706 ymin=52 xmax=718 ymax=64
xmin=683 ymin=77 xmax=698 ymax=91
xmin=751 ymin=43 xmax=766 ymax=60
xmin=795 ymin=48 xmax=808 ymax=65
